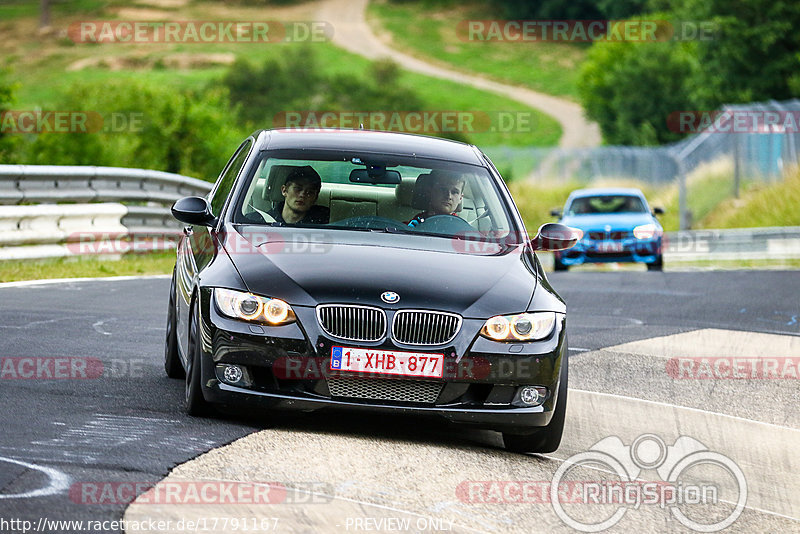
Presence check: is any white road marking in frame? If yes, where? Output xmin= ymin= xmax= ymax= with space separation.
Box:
xmin=0 ymin=456 xmax=70 ymax=499
xmin=92 ymin=319 xmax=114 ymax=336
xmin=0 ymin=274 xmax=169 ymax=289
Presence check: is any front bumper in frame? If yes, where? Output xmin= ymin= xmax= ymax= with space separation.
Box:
xmin=557 ymin=236 xmax=661 ymax=266
xmin=194 ymin=289 xmax=567 ymax=433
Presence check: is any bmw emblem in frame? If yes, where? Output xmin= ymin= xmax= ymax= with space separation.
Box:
xmin=381 ymin=291 xmax=400 ymax=304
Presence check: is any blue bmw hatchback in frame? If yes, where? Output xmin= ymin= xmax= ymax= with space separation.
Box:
xmin=551 ymin=188 xmax=664 ymax=271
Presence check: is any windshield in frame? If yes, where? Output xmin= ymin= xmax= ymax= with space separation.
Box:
xmin=566 ymin=195 xmax=647 ymax=215
xmin=231 ymin=152 xmax=516 ymax=241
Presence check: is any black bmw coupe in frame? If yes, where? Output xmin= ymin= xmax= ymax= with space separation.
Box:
xmin=165 ymin=129 xmax=577 ymax=453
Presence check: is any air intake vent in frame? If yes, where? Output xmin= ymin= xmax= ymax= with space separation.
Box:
xmin=317 ymin=305 xmax=386 ymax=342
xmin=392 ymin=310 xmax=461 ymax=345
xmin=327 ymin=378 xmax=443 ymax=404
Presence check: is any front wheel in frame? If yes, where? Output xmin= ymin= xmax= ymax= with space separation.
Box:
xmin=503 ymin=353 xmax=568 ymax=454
xmin=185 ymin=301 xmax=211 ymax=416
xmin=164 ymin=270 xmax=185 ymax=379
xmin=647 ymin=255 xmax=664 ymax=271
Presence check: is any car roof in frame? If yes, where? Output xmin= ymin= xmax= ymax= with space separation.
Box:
xmin=255 ymin=129 xmax=485 ymax=165
xmin=568 ymin=187 xmax=646 ymax=198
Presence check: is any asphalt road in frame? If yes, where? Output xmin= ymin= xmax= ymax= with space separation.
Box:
xmin=1 ymin=271 xmax=798 ymax=533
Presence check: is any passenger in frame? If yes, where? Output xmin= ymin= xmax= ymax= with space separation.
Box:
xmin=268 ymin=166 xmax=330 ymax=224
xmin=407 ymin=170 xmax=465 ymax=227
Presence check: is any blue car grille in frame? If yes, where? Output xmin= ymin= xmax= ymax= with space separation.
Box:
xmin=587 ymin=230 xmax=629 ymax=240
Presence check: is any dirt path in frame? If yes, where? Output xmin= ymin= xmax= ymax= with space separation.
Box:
xmin=316 ymin=0 xmax=601 ymax=149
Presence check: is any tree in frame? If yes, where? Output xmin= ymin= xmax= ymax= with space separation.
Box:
xmin=681 ymin=0 xmax=800 ymax=108
xmin=578 ymin=30 xmax=697 ymax=145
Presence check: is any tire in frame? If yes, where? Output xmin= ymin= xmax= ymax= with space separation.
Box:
xmin=185 ymin=301 xmax=211 ymax=416
xmin=647 ymin=255 xmax=664 ymax=271
xmin=164 ymin=270 xmax=185 ymax=379
xmin=553 ymin=255 xmax=568 ymax=271
xmin=503 ymin=353 xmax=568 ymax=454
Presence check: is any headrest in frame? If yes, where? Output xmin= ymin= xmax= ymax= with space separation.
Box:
xmin=411 ymin=171 xmax=464 ymax=211
xmin=394 ymin=178 xmax=416 ymax=207
xmin=411 ymin=173 xmax=432 ymax=210
xmin=264 ymin=165 xmax=320 ymax=203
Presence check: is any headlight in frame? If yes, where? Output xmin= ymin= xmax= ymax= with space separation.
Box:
xmin=213 ymin=288 xmax=296 ymax=325
xmin=633 ymin=223 xmax=661 ymax=240
xmin=480 ymin=312 xmax=556 ymax=342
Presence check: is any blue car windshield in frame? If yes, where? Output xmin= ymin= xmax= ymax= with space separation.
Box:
xmin=567 ymin=195 xmax=646 ymax=215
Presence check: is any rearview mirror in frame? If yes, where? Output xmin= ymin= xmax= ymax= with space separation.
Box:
xmin=531 ymin=223 xmax=580 ymax=251
xmin=550 ymin=208 xmax=562 ymax=217
xmin=171 ymin=196 xmax=216 ymax=227
xmin=349 ymin=168 xmax=402 ymax=184
xmin=652 ymin=206 xmax=664 ymax=215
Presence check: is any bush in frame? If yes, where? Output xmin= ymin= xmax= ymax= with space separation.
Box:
xmin=24 ymin=81 xmax=244 ymax=180
xmin=220 ymin=47 xmax=424 ymax=128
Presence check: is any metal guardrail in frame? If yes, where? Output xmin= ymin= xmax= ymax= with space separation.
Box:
xmin=0 ymin=165 xmax=212 ymax=261
xmin=0 ymin=165 xmax=212 ymax=206
xmin=664 ymin=226 xmax=800 ymax=261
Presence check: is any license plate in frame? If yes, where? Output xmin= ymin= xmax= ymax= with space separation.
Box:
xmin=597 ymin=241 xmax=624 ymax=253
xmin=330 ymin=346 xmax=444 ymax=378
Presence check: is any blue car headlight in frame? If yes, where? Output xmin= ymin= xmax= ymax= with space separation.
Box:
xmin=633 ymin=224 xmax=661 ymax=240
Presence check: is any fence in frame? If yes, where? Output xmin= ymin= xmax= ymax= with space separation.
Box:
xmin=496 ymin=99 xmax=800 ymax=230
xmin=0 ymin=165 xmax=212 ymax=261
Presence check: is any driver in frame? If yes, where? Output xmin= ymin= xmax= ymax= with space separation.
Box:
xmin=407 ymin=170 xmax=465 ymax=227
xmin=268 ymin=166 xmax=330 ymax=224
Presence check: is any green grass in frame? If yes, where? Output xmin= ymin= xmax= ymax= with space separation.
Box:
xmin=0 ymin=252 xmax=175 ymax=282
xmin=10 ymin=40 xmax=560 ymax=147
xmin=0 ymin=0 xmax=110 ymax=20
xmin=368 ymin=0 xmax=587 ymax=100
xmin=700 ymin=167 xmax=800 ymax=229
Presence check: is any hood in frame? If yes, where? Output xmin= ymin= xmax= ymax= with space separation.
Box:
xmin=561 ymin=212 xmax=658 ymax=230
xmin=222 ymin=225 xmax=537 ymax=318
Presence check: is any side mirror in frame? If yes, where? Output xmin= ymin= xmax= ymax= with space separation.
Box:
xmin=532 ymin=223 xmax=580 ymax=251
xmin=549 ymin=208 xmax=562 ymax=218
xmin=652 ymin=206 xmax=664 ymax=216
xmin=171 ymin=196 xmax=216 ymax=227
